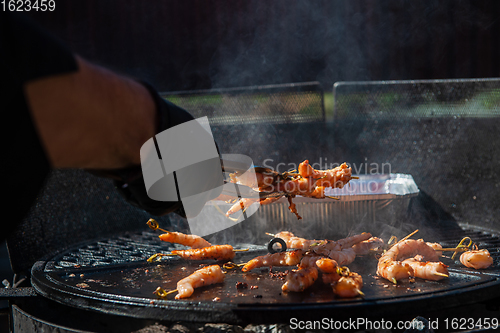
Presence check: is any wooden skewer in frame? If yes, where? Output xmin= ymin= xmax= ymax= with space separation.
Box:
xmin=391 ymin=277 xmax=398 ymax=285
xmin=434 ymin=272 xmax=449 ymax=278
xmin=326 ymin=196 xmax=340 ymax=200
xmin=223 ymin=262 xmax=246 ymax=270
xmin=147 ymin=247 xmax=249 ymax=263
xmin=351 ymin=176 xmax=360 ymax=179
xmin=387 ymin=235 xmax=397 ymax=246
xmin=439 ymin=247 xmax=469 ymax=252
xmin=451 ymin=237 xmax=473 ymax=260
xmin=266 ymin=232 xmax=276 ymax=237
xmin=147 ymin=253 xmax=176 ymax=262
xmin=153 ymin=286 xmax=177 ymax=298
xmin=213 ymin=204 xmax=241 ymax=222
xmin=356 ymin=289 xmax=365 ymax=296
xmin=399 ymin=229 xmax=419 ymax=243
xmin=146 ymin=218 xmax=170 ymax=233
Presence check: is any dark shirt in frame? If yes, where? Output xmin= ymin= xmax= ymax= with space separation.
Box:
xmin=1 ymin=12 xmax=78 ymax=239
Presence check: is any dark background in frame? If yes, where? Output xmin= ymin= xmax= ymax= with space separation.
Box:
xmin=22 ymin=0 xmax=500 ymax=92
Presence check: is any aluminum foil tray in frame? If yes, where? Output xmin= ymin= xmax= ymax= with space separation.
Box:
xmin=209 ymin=174 xmax=420 ymax=244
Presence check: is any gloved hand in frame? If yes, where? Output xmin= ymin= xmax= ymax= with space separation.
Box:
xmin=88 ymin=81 xmax=204 ymax=217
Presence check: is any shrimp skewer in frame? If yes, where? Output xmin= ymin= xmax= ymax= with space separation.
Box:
xmin=172 ymin=265 xmax=225 ymax=299
xmin=402 ymin=255 xmax=449 ymax=281
xmin=426 ymin=242 xmax=443 ymax=257
xmin=352 ymin=237 xmax=385 ymax=255
xmin=226 ymin=160 xmax=354 ymax=218
xmin=281 ymin=266 xmax=319 ymax=292
xmin=377 ymin=239 xmax=447 ymax=283
xmin=320 ymin=232 xmax=373 ymax=251
xmin=272 ymin=231 xmax=325 ymax=250
xmin=273 ymin=231 xmax=371 ymax=252
xmin=460 ymin=248 xmax=493 ymax=269
xmin=226 ymin=196 xmax=281 ymax=217
xmin=242 ymin=250 xmax=304 ymax=272
xmin=314 ymin=258 xmax=340 ymax=273
xmin=313 ymin=247 xmax=357 ymax=266
xmin=171 ymin=245 xmax=237 ymax=261
xmin=298 ymin=160 xmax=353 ymax=189
xmin=158 ymin=232 xmax=211 ymax=249
xmin=147 ymin=218 xmax=211 ymax=249
xmin=332 ymin=271 xmax=363 ymax=298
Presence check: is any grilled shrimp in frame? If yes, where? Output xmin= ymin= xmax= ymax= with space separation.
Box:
xmin=402 ymin=256 xmax=449 ymax=281
xmin=426 ymin=242 xmax=443 ymax=257
xmin=242 ymin=250 xmax=303 ymax=272
xmin=172 ymin=245 xmax=235 ymax=261
xmin=315 ymin=258 xmax=339 ymax=273
xmin=383 ymin=239 xmax=440 ymax=262
xmin=332 ymin=272 xmax=363 ymax=298
xmin=159 ymin=232 xmax=211 ymax=249
xmin=274 ymin=231 xmax=325 ymax=250
xmin=226 ymin=196 xmax=281 ymax=216
xmin=377 ymin=239 xmax=442 ymax=283
xmin=311 ymin=232 xmax=373 ymax=254
xmin=313 ymin=247 xmax=357 ymax=266
xmin=275 ymin=231 xmax=371 ymax=252
xmin=321 ymin=272 xmax=342 ymax=284
xmin=281 ymin=267 xmax=319 ymax=292
xmin=352 ymin=237 xmax=385 ymax=255
xmin=175 ymin=265 xmax=225 ymax=299
xmin=377 ymin=259 xmax=413 ymax=283
xmin=297 ymin=255 xmax=326 ymax=269
xmin=298 ymin=160 xmax=352 ymax=189
xmin=460 ymin=249 xmax=493 ymax=269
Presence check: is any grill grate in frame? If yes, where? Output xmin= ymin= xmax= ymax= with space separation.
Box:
xmin=30 ymin=222 xmax=500 ymax=324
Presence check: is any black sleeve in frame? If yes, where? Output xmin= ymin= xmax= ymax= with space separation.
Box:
xmin=1 ymin=12 xmax=78 ymax=240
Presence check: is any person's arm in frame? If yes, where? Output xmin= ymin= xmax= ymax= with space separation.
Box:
xmin=24 ymin=56 xmax=157 ymax=169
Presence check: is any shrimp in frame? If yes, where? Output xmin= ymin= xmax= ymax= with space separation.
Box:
xmin=285 ymin=196 xmax=300 ymax=219
xmin=377 ymin=259 xmax=413 ymax=284
xmin=148 ymin=218 xmax=211 ymax=249
xmin=297 ymin=255 xmax=325 ymax=269
xmin=332 ymin=272 xmax=363 ymax=298
xmin=226 ymin=196 xmax=281 ymax=217
xmin=335 ymin=232 xmax=373 ymax=250
xmin=426 ymin=242 xmax=443 ymax=257
xmin=377 ymin=239 xmax=442 ymax=283
xmin=383 ymin=239 xmax=440 ymax=262
xmin=229 ymin=169 xmax=275 ymax=190
xmin=352 ymin=237 xmax=385 ymax=255
xmin=315 ymin=258 xmax=339 ymax=273
xmin=274 ymin=231 xmax=371 ymax=252
xmin=311 ymin=232 xmax=373 ymax=254
xmin=281 ymin=266 xmax=319 ymax=292
xmin=242 ymin=250 xmax=304 ymax=272
xmin=313 ymin=247 xmax=357 ymax=266
xmin=298 ymin=160 xmax=352 ymax=189
xmin=172 ymin=245 xmax=236 ymax=261
xmin=175 ymin=265 xmax=225 ymax=299
xmin=226 ymin=160 xmax=353 ymax=219
xmin=274 ymin=231 xmax=325 ymax=250
xmin=159 ymin=232 xmax=211 ymax=249
xmin=402 ymin=256 xmax=449 ymax=281
xmin=460 ymin=249 xmax=493 ymax=269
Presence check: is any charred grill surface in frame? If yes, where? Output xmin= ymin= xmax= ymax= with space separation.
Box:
xmin=31 ymin=224 xmax=500 ymax=324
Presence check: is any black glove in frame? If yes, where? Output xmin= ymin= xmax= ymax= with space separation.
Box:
xmin=88 ymin=81 xmax=196 ymax=217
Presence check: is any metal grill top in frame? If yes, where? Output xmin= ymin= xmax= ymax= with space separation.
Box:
xmin=31 ymin=222 xmax=500 ymax=324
